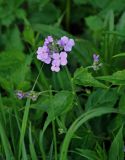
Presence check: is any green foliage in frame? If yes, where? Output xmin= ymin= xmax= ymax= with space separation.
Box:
xmin=109 ymin=126 xmax=124 ymax=160
xmin=74 ymin=67 xmax=107 ymax=88
xmin=97 ymin=70 xmax=125 ymax=85
xmin=0 ymin=0 xmax=125 ymax=159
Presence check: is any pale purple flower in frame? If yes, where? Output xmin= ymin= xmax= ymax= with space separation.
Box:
xmin=60 ymin=52 xmax=67 ymax=65
xmin=36 ymin=35 xmax=75 ymax=72
xmin=52 ymin=59 xmax=60 ymax=66
xmin=52 ymin=53 xmax=60 ymax=60
xmin=51 ymin=65 xmax=60 ymax=72
xmin=93 ymin=54 xmax=99 ymax=63
xmin=44 ymin=36 xmax=53 ymax=45
xmin=52 ymin=52 xmax=68 ymax=66
xmin=60 ymin=52 xmax=67 ymax=58
xmin=58 ymin=36 xmax=75 ymax=52
xmin=37 ymin=46 xmax=51 ymax=64
xmin=58 ymin=36 xmax=69 ymax=46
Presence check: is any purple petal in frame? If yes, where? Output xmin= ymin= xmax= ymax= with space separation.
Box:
xmin=60 ymin=52 xmax=67 ymax=58
xmin=61 ymin=36 xmax=69 ymax=44
xmin=47 ymin=36 xmax=53 ymax=42
xmin=93 ymin=54 xmax=99 ymax=62
xmin=44 ymin=57 xmax=51 ymax=64
xmin=68 ymin=39 xmax=75 ymax=46
xmin=52 ymin=59 xmax=60 ymax=66
xmin=60 ymin=58 xmax=67 ymax=66
xmin=51 ymin=65 xmax=60 ymax=72
xmin=64 ymin=45 xmax=72 ymax=52
xmin=53 ymin=53 xmax=60 ymax=60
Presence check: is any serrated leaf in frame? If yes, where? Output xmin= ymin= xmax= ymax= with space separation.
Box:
xmin=73 ymin=67 xmax=107 ymax=88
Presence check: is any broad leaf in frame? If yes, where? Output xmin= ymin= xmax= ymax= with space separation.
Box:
xmin=85 ymin=88 xmax=118 ymax=110
xmin=74 ymin=67 xmax=107 ymax=88
xmin=97 ymin=70 xmax=125 ymax=85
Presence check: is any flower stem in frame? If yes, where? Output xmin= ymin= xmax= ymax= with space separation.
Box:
xmin=31 ymin=63 xmax=44 ymax=91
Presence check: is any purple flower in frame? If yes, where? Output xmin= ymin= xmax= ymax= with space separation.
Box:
xmin=58 ymin=36 xmax=75 ymax=52
xmin=15 ymin=90 xmax=25 ymax=99
xmin=44 ymin=36 xmax=53 ymax=45
xmin=52 ymin=53 xmax=60 ymax=60
xmin=92 ymin=54 xmax=102 ymax=71
xmin=93 ymin=54 xmax=99 ymax=63
xmin=36 ymin=35 xmax=75 ymax=72
xmin=52 ymin=52 xmax=68 ymax=66
xmin=51 ymin=64 xmax=60 ymax=72
xmin=60 ymin=52 xmax=67 ymax=65
xmin=51 ymin=53 xmax=60 ymax=72
xmin=37 ymin=46 xmax=51 ymax=64
xmin=52 ymin=59 xmax=60 ymax=66
xmin=15 ymin=90 xmax=40 ymax=101
xmin=58 ymin=36 xmax=69 ymax=46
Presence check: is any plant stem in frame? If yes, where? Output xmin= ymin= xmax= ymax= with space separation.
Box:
xmin=49 ymin=87 xmax=58 ymax=160
xmin=18 ymin=64 xmax=44 ymax=159
xmin=32 ymin=64 xmax=44 ymax=91
xmin=52 ymin=121 xmax=58 ymax=160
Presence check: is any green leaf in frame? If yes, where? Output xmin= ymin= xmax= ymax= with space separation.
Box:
xmin=113 ymin=53 xmax=125 ymax=58
xmin=73 ymin=0 xmax=88 ymax=5
xmin=6 ymin=27 xmax=24 ymax=51
xmin=0 ymin=51 xmax=25 ymax=91
xmin=60 ymin=107 xmax=117 ymax=160
xmin=85 ymin=88 xmax=118 ymax=110
xmin=109 ymin=126 xmax=124 ymax=160
xmin=39 ymin=91 xmax=74 ymax=159
xmin=48 ymin=91 xmax=74 ymax=120
xmin=32 ymin=23 xmax=69 ymax=37
xmin=0 ymin=121 xmax=14 ymax=160
xmin=89 ymin=0 xmax=109 ymax=9
xmin=116 ymin=12 xmax=125 ymax=34
xmin=118 ymin=94 xmax=125 ymax=112
xmin=85 ymin=15 xmax=104 ymax=31
xmin=30 ymin=3 xmax=60 ymax=25
xmin=75 ymin=148 xmax=98 ymax=160
xmin=29 ymin=124 xmax=38 ymax=160
xmin=97 ymin=70 xmax=125 ymax=85
xmin=73 ymin=67 xmax=107 ymax=88
xmin=36 ymin=91 xmax=74 ymax=119
xmin=23 ymin=26 xmax=35 ymax=46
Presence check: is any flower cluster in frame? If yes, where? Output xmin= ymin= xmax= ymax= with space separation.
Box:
xmin=15 ymin=90 xmax=39 ymax=101
xmin=92 ymin=54 xmax=102 ymax=71
xmin=37 ymin=36 xmax=75 ymax=72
